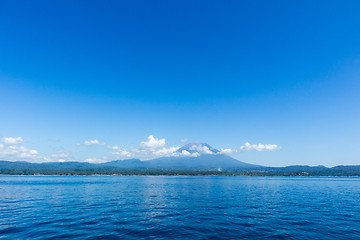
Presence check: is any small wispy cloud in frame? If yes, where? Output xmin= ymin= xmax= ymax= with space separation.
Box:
xmin=221 ymin=148 xmax=233 ymax=154
xmin=240 ymin=142 xmax=281 ymax=151
xmin=49 ymin=150 xmax=73 ymax=162
xmin=1 ymin=137 xmax=24 ymax=144
xmin=107 ymin=145 xmax=120 ymax=150
xmin=51 ymin=152 xmax=70 ymax=158
xmin=220 ymin=142 xmax=281 ymax=154
xmin=77 ymin=139 xmax=105 ymax=146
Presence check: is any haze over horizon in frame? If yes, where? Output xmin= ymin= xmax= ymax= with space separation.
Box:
xmin=1 ymin=0 xmax=359 ymax=167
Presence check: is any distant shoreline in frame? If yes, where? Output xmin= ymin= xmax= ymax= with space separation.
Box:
xmin=2 ymin=159 xmax=360 ymax=177
xmin=1 ymin=173 xmax=360 ymax=177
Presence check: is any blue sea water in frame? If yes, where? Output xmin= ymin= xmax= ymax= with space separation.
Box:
xmin=0 ymin=176 xmax=360 ymax=239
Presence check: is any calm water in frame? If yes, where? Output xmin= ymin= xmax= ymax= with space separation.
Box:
xmin=1 ymin=176 xmax=360 ymax=239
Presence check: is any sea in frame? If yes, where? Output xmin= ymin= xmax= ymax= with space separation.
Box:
xmin=0 ymin=176 xmax=359 ymax=239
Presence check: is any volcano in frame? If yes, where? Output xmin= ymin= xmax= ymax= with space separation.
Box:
xmin=144 ymin=142 xmax=261 ymax=170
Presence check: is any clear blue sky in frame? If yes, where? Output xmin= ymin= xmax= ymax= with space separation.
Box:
xmin=0 ymin=0 xmax=359 ymax=166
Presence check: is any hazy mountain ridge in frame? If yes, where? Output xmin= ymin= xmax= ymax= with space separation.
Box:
xmin=1 ymin=160 xmax=360 ymax=176
xmin=0 ymin=143 xmax=359 ymax=176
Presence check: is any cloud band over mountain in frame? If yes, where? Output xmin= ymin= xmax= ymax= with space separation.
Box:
xmin=0 ymin=135 xmax=280 ymax=164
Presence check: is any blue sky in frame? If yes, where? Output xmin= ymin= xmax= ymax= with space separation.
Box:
xmin=0 ymin=0 xmax=359 ymax=166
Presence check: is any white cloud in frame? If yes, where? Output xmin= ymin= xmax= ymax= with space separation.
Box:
xmin=112 ymin=150 xmax=133 ymax=158
xmin=106 ymin=136 xmax=183 ymax=160
xmin=0 ymin=137 xmax=50 ymax=162
xmin=0 ymin=134 xmax=282 ymax=164
xmin=221 ymin=148 xmax=233 ymax=154
xmin=0 ymin=134 xmax=281 ymax=163
xmin=180 ymin=138 xmax=188 ymax=143
xmin=141 ymin=135 xmax=166 ymax=149
xmin=239 ymin=142 xmax=281 ymax=151
xmin=219 ymin=142 xmax=281 ymax=155
xmin=180 ymin=150 xmax=191 ymax=156
xmin=178 ymin=150 xmax=199 ymax=157
xmin=77 ymin=139 xmax=105 ymax=146
xmin=192 ymin=152 xmax=200 ymax=157
xmin=189 ymin=145 xmax=214 ymax=154
xmin=1 ymin=137 xmax=24 ymax=144
xmin=111 ymin=146 xmax=181 ymax=160
xmin=0 ymin=144 xmax=41 ymax=161
xmin=153 ymin=146 xmax=180 ymax=157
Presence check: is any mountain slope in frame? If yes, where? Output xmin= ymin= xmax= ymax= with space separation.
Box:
xmin=146 ymin=142 xmax=261 ymax=170
xmin=99 ymin=159 xmax=146 ymax=169
xmin=147 ymin=154 xmax=260 ymax=170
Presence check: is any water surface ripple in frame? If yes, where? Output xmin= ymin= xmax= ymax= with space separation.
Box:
xmin=1 ymin=176 xmax=360 ymax=239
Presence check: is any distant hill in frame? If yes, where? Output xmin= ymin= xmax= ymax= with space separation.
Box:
xmin=1 ymin=143 xmax=360 ymax=176
xmin=0 ymin=143 xmax=259 ymax=171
